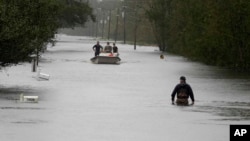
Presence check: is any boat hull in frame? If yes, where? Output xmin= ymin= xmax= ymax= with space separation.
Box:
xmin=90 ymin=56 xmax=121 ymax=64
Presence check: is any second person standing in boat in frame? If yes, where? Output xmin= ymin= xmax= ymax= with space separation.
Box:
xmin=104 ymin=42 xmax=112 ymax=53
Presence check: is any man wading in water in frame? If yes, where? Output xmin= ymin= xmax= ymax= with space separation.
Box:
xmin=171 ymin=76 xmax=195 ymax=106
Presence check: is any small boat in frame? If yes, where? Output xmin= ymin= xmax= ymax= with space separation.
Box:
xmin=90 ymin=53 xmax=121 ymax=64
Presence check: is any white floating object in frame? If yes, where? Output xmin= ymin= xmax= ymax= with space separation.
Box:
xmin=37 ymin=69 xmax=50 ymax=80
xmin=20 ymin=94 xmax=39 ymax=103
xmin=38 ymin=72 xmax=50 ymax=80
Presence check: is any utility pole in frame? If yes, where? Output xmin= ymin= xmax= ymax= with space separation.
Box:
xmin=115 ymin=8 xmax=119 ymax=42
xmin=134 ymin=0 xmax=138 ymax=50
xmin=107 ymin=10 xmax=111 ymax=40
xmin=101 ymin=12 xmax=105 ymax=39
xmin=95 ymin=11 xmax=99 ymax=39
xmin=122 ymin=5 xmax=126 ymax=44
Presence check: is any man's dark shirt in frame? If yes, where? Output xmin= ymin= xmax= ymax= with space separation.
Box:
xmin=113 ymin=46 xmax=118 ymax=53
xmin=171 ymin=83 xmax=194 ymax=102
xmin=93 ymin=44 xmax=103 ymax=53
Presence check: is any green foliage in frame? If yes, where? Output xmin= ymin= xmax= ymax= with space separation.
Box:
xmin=0 ymin=0 xmax=94 ymax=67
xmin=58 ymin=0 xmax=95 ymax=28
xmin=0 ymin=0 xmax=60 ymax=67
xmin=145 ymin=0 xmax=173 ymax=51
xmin=145 ymin=0 xmax=250 ymax=71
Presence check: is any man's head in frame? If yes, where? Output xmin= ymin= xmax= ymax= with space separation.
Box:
xmin=97 ymin=41 xmax=100 ymax=45
xmin=180 ymin=76 xmax=186 ymax=83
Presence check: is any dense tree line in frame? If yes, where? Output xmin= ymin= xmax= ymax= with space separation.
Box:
xmin=60 ymin=0 xmax=95 ymax=28
xmin=0 ymin=0 xmax=94 ymax=68
xmin=145 ymin=0 xmax=250 ymax=71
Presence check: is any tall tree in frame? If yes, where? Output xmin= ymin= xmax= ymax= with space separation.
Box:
xmin=0 ymin=0 xmax=94 ymax=68
xmin=59 ymin=0 xmax=95 ymax=28
xmin=0 ymin=0 xmax=60 ymax=67
xmin=145 ymin=0 xmax=172 ymax=51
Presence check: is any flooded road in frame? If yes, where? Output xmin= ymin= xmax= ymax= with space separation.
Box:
xmin=0 ymin=35 xmax=250 ymax=141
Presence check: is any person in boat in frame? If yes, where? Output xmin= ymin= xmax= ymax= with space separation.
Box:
xmin=104 ymin=42 xmax=112 ymax=53
xmin=93 ymin=41 xmax=103 ymax=56
xmin=112 ymin=43 xmax=118 ymax=53
xmin=171 ymin=76 xmax=195 ymax=106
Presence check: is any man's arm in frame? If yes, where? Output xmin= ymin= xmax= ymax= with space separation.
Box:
xmin=188 ymin=85 xmax=195 ymax=105
xmin=171 ymin=85 xmax=178 ymax=104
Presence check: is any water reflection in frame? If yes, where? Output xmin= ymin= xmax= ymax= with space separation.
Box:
xmin=11 ymin=119 xmax=48 ymax=124
xmin=0 ymin=86 xmax=35 ymax=100
xmin=190 ymin=101 xmax=250 ymax=121
xmin=0 ymin=107 xmax=45 ymax=110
